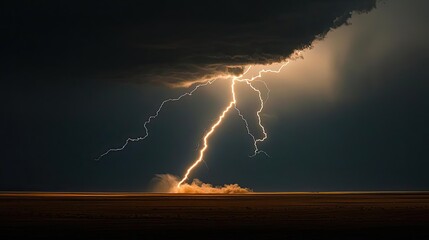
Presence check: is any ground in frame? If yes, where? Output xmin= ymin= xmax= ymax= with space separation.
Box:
xmin=1 ymin=192 xmax=429 ymax=239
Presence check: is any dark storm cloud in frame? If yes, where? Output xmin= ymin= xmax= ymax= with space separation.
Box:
xmin=2 ymin=1 xmax=376 ymax=86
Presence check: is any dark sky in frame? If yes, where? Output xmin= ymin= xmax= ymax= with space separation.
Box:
xmin=1 ymin=0 xmax=428 ymax=191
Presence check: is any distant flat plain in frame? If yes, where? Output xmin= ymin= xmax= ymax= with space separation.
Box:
xmin=1 ymin=192 xmax=429 ymax=239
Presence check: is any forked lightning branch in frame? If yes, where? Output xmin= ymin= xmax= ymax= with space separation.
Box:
xmin=96 ymin=61 xmax=292 ymax=190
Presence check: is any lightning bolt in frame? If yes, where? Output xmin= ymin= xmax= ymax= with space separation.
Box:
xmin=177 ymin=101 xmax=236 ymax=187
xmin=95 ymin=54 xmax=295 ymax=190
xmin=177 ymin=62 xmax=290 ymax=188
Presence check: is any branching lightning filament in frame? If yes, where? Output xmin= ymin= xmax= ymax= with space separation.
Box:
xmin=95 ymin=78 xmax=219 ymax=161
xmin=95 ymin=60 xmax=291 ymax=190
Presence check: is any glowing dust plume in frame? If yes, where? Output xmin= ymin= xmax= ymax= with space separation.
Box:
xmin=152 ymin=174 xmax=251 ymax=194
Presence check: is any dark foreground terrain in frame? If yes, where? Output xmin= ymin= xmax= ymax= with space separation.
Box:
xmin=1 ymin=192 xmax=429 ymax=239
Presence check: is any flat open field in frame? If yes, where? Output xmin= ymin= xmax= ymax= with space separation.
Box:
xmin=1 ymin=192 xmax=429 ymax=239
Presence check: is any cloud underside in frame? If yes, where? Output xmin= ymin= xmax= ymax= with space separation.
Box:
xmin=3 ymin=1 xmax=376 ymax=86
